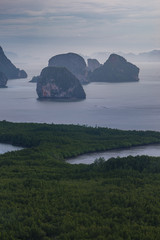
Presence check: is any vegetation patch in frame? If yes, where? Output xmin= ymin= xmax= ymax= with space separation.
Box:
xmin=0 ymin=121 xmax=160 ymax=239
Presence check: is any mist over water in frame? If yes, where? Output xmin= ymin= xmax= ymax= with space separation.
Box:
xmin=0 ymin=62 xmax=160 ymax=131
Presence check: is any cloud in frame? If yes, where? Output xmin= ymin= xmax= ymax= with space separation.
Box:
xmin=1 ymin=0 xmax=159 ymax=18
xmin=0 ymin=0 xmax=159 ymax=54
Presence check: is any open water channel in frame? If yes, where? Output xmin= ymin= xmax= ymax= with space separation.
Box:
xmin=67 ymin=144 xmax=160 ymax=164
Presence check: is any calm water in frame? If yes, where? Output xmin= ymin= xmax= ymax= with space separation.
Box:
xmin=0 ymin=143 xmax=23 ymax=154
xmin=67 ymin=144 xmax=160 ymax=164
xmin=0 ymin=62 xmax=159 ymax=131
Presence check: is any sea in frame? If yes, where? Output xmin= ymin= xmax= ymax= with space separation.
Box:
xmin=0 ymin=62 xmax=160 ymax=131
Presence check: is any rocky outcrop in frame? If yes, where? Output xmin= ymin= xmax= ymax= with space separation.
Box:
xmin=0 ymin=72 xmax=8 ymax=87
xmin=87 ymin=58 xmax=101 ymax=72
xmin=48 ymin=53 xmax=88 ymax=84
xmin=89 ymin=54 xmax=139 ymax=82
xmin=0 ymin=46 xmax=27 ymax=79
xmin=30 ymin=75 xmax=40 ymax=83
xmin=36 ymin=67 xmax=86 ymax=100
xmin=18 ymin=70 xmax=27 ymax=78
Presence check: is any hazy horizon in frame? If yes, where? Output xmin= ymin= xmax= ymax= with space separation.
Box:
xmin=3 ymin=47 xmax=160 ymax=77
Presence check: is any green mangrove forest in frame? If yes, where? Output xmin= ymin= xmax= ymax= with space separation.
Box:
xmin=0 ymin=121 xmax=160 ymax=239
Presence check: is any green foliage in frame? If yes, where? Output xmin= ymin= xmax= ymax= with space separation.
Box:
xmin=0 ymin=121 xmax=160 ymax=239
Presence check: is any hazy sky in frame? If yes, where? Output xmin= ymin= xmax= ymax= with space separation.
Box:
xmin=0 ymin=0 xmax=160 ymax=67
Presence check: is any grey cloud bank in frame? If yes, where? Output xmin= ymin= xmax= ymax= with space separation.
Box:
xmin=0 ymin=0 xmax=159 ymax=70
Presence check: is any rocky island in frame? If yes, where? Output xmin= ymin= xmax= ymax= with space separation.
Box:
xmin=89 ymin=54 xmax=139 ymax=82
xmin=87 ymin=58 xmax=101 ymax=72
xmin=48 ymin=52 xmax=89 ymax=84
xmin=0 ymin=46 xmax=27 ymax=79
xmin=31 ymin=52 xmax=140 ymax=88
xmin=36 ymin=66 xmax=86 ymax=100
xmin=30 ymin=75 xmax=40 ymax=83
xmin=0 ymin=72 xmax=8 ymax=87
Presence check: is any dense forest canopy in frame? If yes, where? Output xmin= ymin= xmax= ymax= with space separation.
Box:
xmin=1 ymin=120 xmax=160 ymax=157
xmin=0 ymin=121 xmax=160 ymax=239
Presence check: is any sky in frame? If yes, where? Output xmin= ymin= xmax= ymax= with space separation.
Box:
xmin=0 ymin=0 xmax=160 ymax=69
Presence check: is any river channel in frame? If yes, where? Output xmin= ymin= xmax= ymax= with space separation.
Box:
xmin=0 ymin=143 xmax=23 ymax=154
xmin=67 ymin=144 xmax=160 ymax=164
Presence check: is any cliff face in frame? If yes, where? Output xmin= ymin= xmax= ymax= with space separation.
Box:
xmin=36 ymin=67 xmax=86 ymax=100
xmin=48 ymin=53 xmax=88 ymax=84
xmin=87 ymin=58 xmax=101 ymax=72
xmin=0 ymin=72 xmax=8 ymax=87
xmin=0 ymin=46 xmax=27 ymax=79
xmin=89 ymin=54 xmax=139 ymax=82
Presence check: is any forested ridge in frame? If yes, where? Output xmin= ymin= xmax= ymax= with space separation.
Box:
xmin=0 ymin=121 xmax=160 ymax=239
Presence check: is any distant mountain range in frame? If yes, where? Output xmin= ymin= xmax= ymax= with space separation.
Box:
xmin=90 ymin=50 xmax=160 ymax=64
xmin=4 ymin=49 xmax=160 ymax=67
